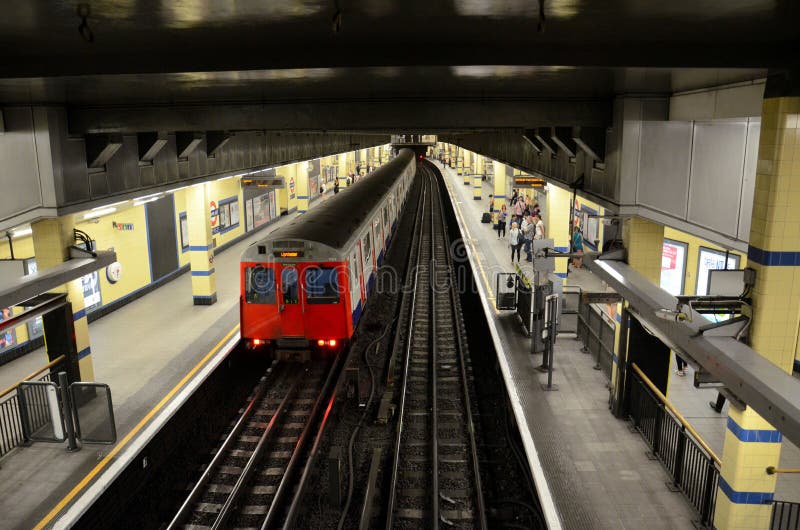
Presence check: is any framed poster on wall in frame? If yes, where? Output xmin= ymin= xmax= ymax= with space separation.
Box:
xmin=245 ymin=199 xmax=254 ymax=231
xmin=660 ymin=239 xmax=688 ymax=296
xmin=696 ymin=247 xmax=740 ymax=296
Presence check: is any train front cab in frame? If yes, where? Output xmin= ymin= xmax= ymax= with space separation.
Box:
xmin=241 ymin=260 xmax=352 ymax=360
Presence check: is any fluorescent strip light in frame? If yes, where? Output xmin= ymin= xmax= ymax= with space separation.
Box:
xmin=92 ymin=200 xmax=128 ymax=210
xmin=167 ymin=185 xmax=189 ymax=193
xmin=137 ymin=191 xmax=164 ymax=201
xmin=83 ymin=207 xmax=116 ymax=220
xmin=12 ymin=227 xmax=32 ymax=238
xmin=133 ymin=197 xmax=160 ymax=207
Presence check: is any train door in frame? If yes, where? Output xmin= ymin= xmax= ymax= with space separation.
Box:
xmin=349 ymin=251 xmax=363 ymax=326
xmin=279 ymin=265 xmax=304 ymax=336
xmin=361 ymin=232 xmax=374 ymax=296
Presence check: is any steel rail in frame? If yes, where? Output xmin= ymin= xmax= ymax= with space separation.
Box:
xmin=434 ymin=167 xmax=489 ymax=530
xmin=429 ymin=170 xmax=440 ymax=529
xmin=212 ymin=365 xmax=304 ymax=529
xmin=166 ymin=359 xmax=280 ymax=530
xmin=385 ymin=176 xmax=429 ymax=529
xmin=278 ymin=352 xmax=348 ymax=529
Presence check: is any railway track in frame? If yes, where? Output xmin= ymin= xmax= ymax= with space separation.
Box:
xmin=168 ymin=356 xmax=341 ymax=530
xmin=386 ymin=163 xmax=487 ymax=529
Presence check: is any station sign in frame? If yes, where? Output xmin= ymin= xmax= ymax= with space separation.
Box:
xmin=514 ymin=176 xmax=545 ymax=189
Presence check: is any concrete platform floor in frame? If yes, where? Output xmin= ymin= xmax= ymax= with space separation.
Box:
xmin=442 ymin=162 xmax=705 ymax=529
xmin=442 ymin=160 xmax=800 ymax=526
xmin=0 ymin=196 xmax=331 ymax=528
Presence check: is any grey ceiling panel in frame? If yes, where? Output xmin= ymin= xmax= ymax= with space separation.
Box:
xmin=637 ymin=121 xmax=692 ymax=219
xmin=687 ymin=120 xmax=748 ymax=238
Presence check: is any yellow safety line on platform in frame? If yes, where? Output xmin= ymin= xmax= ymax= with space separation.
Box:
xmin=34 ymin=324 xmax=240 ymax=530
xmin=442 ymin=168 xmax=500 ymax=315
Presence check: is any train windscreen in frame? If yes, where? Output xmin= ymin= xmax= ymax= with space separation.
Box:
xmin=305 ymin=266 xmax=340 ymax=304
xmin=245 ymin=266 xmax=276 ymax=304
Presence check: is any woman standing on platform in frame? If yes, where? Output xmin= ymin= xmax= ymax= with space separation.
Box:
xmin=509 ymin=222 xmax=522 ymax=262
xmin=496 ymin=204 xmax=507 ymax=238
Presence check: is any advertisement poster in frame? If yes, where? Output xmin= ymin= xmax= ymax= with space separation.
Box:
xmin=81 ymin=241 xmax=102 ymax=313
xmin=660 ymin=240 xmax=687 ymax=296
xmin=230 ymin=200 xmax=240 ymax=227
xmin=245 ymin=199 xmax=254 ymax=231
xmin=696 ymin=248 xmax=740 ymax=296
xmin=269 ymin=191 xmax=276 ymax=219
xmin=24 ymin=258 xmax=44 ymax=339
xmin=253 ymin=193 xmax=270 ymax=228
xmin=0 ymin=307 xmax=16 ymax=352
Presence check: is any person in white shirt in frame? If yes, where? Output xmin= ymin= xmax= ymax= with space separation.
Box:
xmin=508 ymin=222 xmax=522 ymax=262
xmin=534 ymin=214 xmax=545 ymax=240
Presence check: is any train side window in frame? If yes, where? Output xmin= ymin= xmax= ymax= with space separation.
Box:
xmin=362 ymin=234 xmax=371 ymax=262
xmin=245 ymin=266 xmax=276 ymax=304
xmin=305 ymin=266 xmax=340 ymax=304
xmin=281 ymin=267 xmax=299 ymax=304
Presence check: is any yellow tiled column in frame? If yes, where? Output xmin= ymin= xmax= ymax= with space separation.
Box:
xmin=472 ymin=173 xmax=482 ymax=200
xmin=463 ymin=150 xmax=473 ymax=176
xmin=622 ymin=217 xmax=664 ymax=285
xmin=546 ymin=184 xmax=571 ymax=278
xmin=296 ymin=162 xmax=310 ymax=214
xmin=186 ymin=183 xmax=217 ymax=305
xmin=713 ymin=95 xmax=800 ymax=530
xmin=493 ymin=161 xmax=506 ymax=212
xmin=32 ymin=218 xmax=95 ymax=381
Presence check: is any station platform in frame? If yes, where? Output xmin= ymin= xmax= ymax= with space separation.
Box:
xmin=0 ymin=198 xmax=328 ymax=529
xmin=440 ymin=162 xmax=700 ymax=529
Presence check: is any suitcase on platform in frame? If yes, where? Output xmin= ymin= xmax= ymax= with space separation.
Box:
xmin=481 ymin=212 xmax=492 ymax=223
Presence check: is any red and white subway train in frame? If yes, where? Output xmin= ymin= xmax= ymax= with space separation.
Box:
xmin=240 ymin=149 xmax=417 ymax=359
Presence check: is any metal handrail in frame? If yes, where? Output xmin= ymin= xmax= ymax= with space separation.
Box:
xmin=0 ymin=355 xmax=66 ymax=400
xmin=767 ymin=467 xmax=800 ymax=475
xmin=631 ymin=363 xmax=722 ymax=466
xmin=166 ymin=360 xmax=279 ymax=530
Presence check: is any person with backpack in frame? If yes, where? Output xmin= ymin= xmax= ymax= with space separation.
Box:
xmin=523 ymin=215 xmax=534 ymax=261
xmin=571 ymin=228 xmax=584 ymax=269
xmin=508 ymin=222 xmax=522 ymax=263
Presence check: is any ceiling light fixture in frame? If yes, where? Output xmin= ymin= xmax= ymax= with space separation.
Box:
xmin=83 ymin=207 xmax=116 ymax=220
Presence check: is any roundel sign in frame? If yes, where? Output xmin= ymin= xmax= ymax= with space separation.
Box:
xmin=289 ymin=177 xmax=296 ymax=196
xmin=210 ymin=200 xmax=218 ymax=227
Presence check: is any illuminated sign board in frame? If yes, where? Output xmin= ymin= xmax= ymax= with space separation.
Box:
xmin=242 ymin=177 xmax=285 ymax=188
xmin=514 ymin=176 xmax=545 ymax=188
xmin=275 ymin=251 xmax=303 ymax=258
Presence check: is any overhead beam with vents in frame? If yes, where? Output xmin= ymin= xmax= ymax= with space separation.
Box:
xmin=85 ymin=134 xmax=123 ymax=168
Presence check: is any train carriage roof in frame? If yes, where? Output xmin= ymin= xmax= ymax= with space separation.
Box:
xmin=245 ymin=148 xmax=415 ymax=258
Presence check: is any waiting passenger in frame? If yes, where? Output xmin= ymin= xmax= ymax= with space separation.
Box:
xmin=334 ymin=180 xmax=340 ymax=194
xmin=571 ymin=228 xmax=583 ymax=269
xmin=488 ymin=193 xmax=494 ymax=213
xmin=496 ymin=204 xmax=507 ymax=238
xmin=522 ymin=216 xmax=534 ymax=262
xmin=508 ymin=222 xmax=522 ymax=263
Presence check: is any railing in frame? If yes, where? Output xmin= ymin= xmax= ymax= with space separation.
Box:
xmin=628 ymin=364 xmax=720 ymax=527
xmin=0 ymin=355 xmax=65 ymax=459
xmin=560 ymin=286 xmax=581 ymax=334
xmin=772 ymin=501 xmax=800 ymax=530
xmin=577 ymin=302 xmax=615 ymax=379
